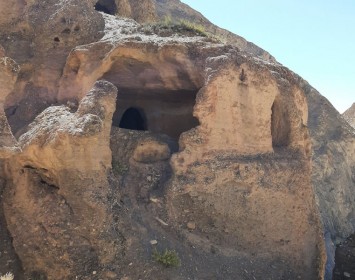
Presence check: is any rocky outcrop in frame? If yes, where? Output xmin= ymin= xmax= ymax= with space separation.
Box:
xmin=0 ymin=0 xmax=275 ymax=138
xmin=167 ymin=53 xmax=324 ymax=279
xmin=302 ymin=86 xmax=355 ymax=278
xmin=19 ymin=12 xmax=324 ymax=278
xmin=0 ymin=47 xmax=20 ymax=158
xmin=0 ymin=0 xmax=354 ymax=279
xmin=154 ymin=0 xmax=276 ymax=62
xmin=1 ymin=0 xmax=104 ymax=137
xmin=3 ymin=81 xmax=122 ymax=279
xmin=343 ymin=103 xmax=355 ymax=129
xmin=303 ymin=87 xmax=355 ymax=242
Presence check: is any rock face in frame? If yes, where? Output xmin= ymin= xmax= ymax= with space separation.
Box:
xmin=0 ymin=0 xmax=353 ymax=279
xmin=1 ymin=0 xmax=104 ymax=137
xmin=302 ymin=86 xmax=355 ymax=278
xmin=304 ymin=88 xmax=355 ymax=241
xmin=3 ymin=81 xmax=122 ymax=279
xmin=343 ymin=103 xmax=355 ymax=129
xmin=0 ymin=47 xmax=20 ymax=158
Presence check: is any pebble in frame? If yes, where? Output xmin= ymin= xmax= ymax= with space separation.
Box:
xmin=93 ymin=271 xmax=97 ymax=275
xmin=187 ymin=222 xmax=196 ymax=230
xmin=344 ymin=272 xmax=351 ymax=278
xmin=150 ymin=240 xmax=158 ymax=245
xmin=150 ymin=197 xmax=159 ymax=203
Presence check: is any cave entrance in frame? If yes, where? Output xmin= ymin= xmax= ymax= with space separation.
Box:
xmin=100 ymin=57 xmax=202 ymax=142
xmin=271 ymin=99 xmax=291 ymax=149
xmin=94 ymin=0 xmax=117 ymax=15
xmin=117 ymin=107 xmax=146 ymax=131
xmin=110 ymin=88 xmax=199 ymax=141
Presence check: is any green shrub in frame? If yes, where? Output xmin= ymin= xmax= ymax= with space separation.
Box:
xmin=152 ymin=248 xmax=181 ymax=267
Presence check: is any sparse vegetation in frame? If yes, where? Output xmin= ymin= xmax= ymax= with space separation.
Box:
xmin=140 ymin=16 xmax=208 ymax=37
xmin=152 ymin=248 xmax=181 ymax=267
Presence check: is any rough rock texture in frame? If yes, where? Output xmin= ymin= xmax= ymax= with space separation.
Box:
xmin=343 ymin=103 xmax=355 ymax=129
xmin=167 ymin=54 xmax=324 ymax=279
xmin=0 ymin=48 xmax=20 ymax=158
xmin=0 ymin=0 xmax=354 ymax=279
xmin=303 ymin=87 xmax=355 ymax=241
xmin=1 ymin=0 xmax=104 ymax=137
xmin=154 ymin=0 xmax=276 ymax=62
xmin=0 ymin=46 xmax=23 ymax=277
xmin=3 ymin=81 xmax=122 ymax=279
xmin=302 ymin=86 xmax=355 ymax=278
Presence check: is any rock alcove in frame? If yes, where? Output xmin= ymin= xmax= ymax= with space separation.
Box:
xmin=99 ymin=56 xmax=202 ymax=142
xmin=271 ymin=97 xmax=291 ymax=149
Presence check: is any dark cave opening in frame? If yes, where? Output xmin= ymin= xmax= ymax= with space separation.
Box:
xmin=271 ymin=99 xmax=291 ymax=148
xmin=117 ymin=107 xmax=146 ymax=131
xmin=100 ymin=57 xmax=202 ymax=141
xmin=94 ymin=0 xmax=117 ymax=15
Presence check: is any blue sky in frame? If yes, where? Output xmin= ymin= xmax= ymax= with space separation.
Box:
xmin=182 ymin=0 xmax=355 ymax=113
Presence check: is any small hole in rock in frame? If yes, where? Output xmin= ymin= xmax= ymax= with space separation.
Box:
xmin=94 ymin=0 xmax=117 ymax=15
xmin=271 ymin=98 xmax=291 ymax=149
xmin=54 ymin=37 xmax=60 ymax=42
xmin=118 ymin=107 xmax=147 ymax=131
xmin=62 ymin=28 xmax=71 ymax=34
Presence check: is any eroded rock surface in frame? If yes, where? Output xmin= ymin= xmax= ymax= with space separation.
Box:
xmin=0 ymin=0 xmax=353 ymax=279
xmin=3 ymin=81 xmax=122 ymax=279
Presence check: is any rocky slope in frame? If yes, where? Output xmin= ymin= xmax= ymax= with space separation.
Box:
xmin=0 ymin=0 xmax=354 ymax=279
xmin=343 ymin=103 xmax=355 ymax=129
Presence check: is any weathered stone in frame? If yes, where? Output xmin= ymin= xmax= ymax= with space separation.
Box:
xmin=187 ymin=222 xmax=196 ymax=230
xmin=3 ymin=81 xmax=121 ymax=279
xmin=343 ymin=103 xmax=355 ymax=129
xmin=132 ymin=140 xmax=171 ymax=163
xmin=0 ymin=1 xmax=353 ymax=279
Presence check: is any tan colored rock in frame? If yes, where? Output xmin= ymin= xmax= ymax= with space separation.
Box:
xmin=0 ymin=50 xmax=20 ymax=158
xmin=132 ymin=140 xmax=171 ymax=163
xmin=3 ymin=81 xmax=121 ymax=279
xmin=1 ymin=0 xmax=105 ymax=137
xmin=54 ymin=13 xmax=325 ymax=278
xmin=3 ymin=1 xmax=354 ymax=279
xmin=0 ymin=0 xmax=26 ymax=27
xmin=187 ymin=221 xmax=196 ymax=230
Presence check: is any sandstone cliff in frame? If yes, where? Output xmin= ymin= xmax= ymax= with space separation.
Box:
xmin=0 ymin=0 xmax=353 ymax=279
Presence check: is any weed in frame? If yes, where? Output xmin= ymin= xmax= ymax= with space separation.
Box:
xmin=152 ymin=248 xmax=181 ymax=267
xmin=140 ymin=17 xmax=208 ymax=38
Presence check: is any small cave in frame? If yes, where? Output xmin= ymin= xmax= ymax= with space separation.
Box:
xmin=117 ymin=107 xmax=146 ymax=131
xmin=271 ymin=99 xmax=291 ymax=148
xmin=101 ymin=57 xmax=202 ymax=142
xmin=111 ymin=88 xmax=199 ymax=141
xmin=94 ymin=0 xmax=118 ymax=15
